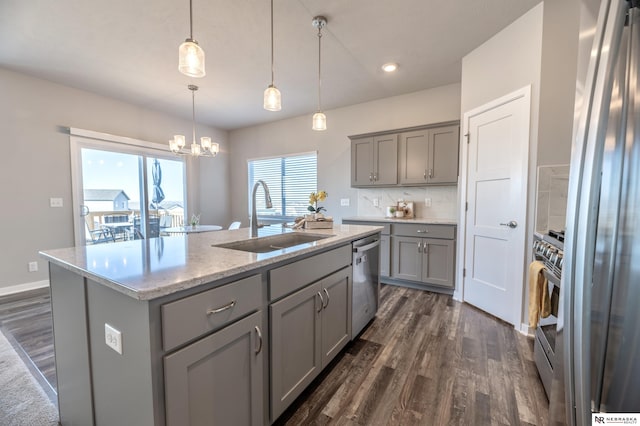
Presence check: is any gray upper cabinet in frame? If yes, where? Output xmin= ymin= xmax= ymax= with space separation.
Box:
xmin=164 ymin=311 xmax=264 ymax=426
xmin=351 ymin=121 xmax=459 ymax=187
xmin=350 ymin=135 xmax=398 ymax=186
xmin=398 ymin=125 xmax=460 ymax=185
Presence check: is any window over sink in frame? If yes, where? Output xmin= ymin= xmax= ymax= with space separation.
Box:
xmin=247 ymin=152 xmax=317 ymax=222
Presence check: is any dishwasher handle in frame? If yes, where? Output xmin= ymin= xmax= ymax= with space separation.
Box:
xmin=352 ymin=239 xmax=380 ymax=253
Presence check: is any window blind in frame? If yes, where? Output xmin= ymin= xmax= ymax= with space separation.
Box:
xmin=248 ymin=153 xmax=317 ymax=219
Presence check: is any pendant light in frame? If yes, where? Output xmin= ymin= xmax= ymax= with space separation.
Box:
xmin=178 ymin=0 xmax=206 ymax=78
xmin=312 ymin=16 xmax=327 ymax=131
xmin=263 ymin=0 xmax=281 ymax=111
xmin=169 ymin=85 xmax=219 ymax=157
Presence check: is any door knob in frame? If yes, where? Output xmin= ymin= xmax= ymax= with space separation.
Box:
xmin=499 ymin=221 xmax=518 ymax=229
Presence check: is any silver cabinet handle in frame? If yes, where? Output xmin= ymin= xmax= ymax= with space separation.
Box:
xmin=428 ymin=169 xmax=433 ymax=178
xmin=254 ymin=326 xmax=263 ymax=354
xmin=369 ymin=173 xmax=373 ymax=182
xmin=417 ymin=242 xmax=422 ymax=253
xmin=373 ymin=172 xmax=378 ymax=181
xmin=206 ymin=300 xmax=236 ymax=315
xmin=323 ymin=288 xmax=330 ymax=309
xmin=499 ymin=221 xmax=518 ymax=229
xmin=416 ymin=229 xmax=428 ymax=233
xmin=423 ymin=170 xmax=427 ymax=179
xmin=317 ymin=292 xmax=324 ymax=312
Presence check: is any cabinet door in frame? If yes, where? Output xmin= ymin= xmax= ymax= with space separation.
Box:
xmin=399 ymin=129 xmax=429 ymax=184
xmin=422 ymin=238 xmax=455 ymax=288
xmin=319 ymin=268 xmax=352 ymax=366
xmin=428 ymin=125 xmax=459 ymax=184
xmin=164 ymin=311 xmax=264 ymax=426
xmin=380 ymin=234 xmax=390 ymax=277
xmin=391 ymin=236 xmax=422 ymax=282
xmin=351 ymin=137 xmax=374 ymax=186
xmin=270 ymin=283 xmax=322 ymax=420
xmin=373 ymin=134 xmax=398 ymax=185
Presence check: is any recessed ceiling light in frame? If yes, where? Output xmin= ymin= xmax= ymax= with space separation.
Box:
xmin=382 ymin=62 xmax=398 ymax=73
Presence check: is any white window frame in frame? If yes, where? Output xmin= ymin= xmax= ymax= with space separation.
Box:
xmin=69 ymin=128 xmax=187 ymax=246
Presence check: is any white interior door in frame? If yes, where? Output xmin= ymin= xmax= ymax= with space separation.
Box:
xmin=462 ymin=87 xmax=530 ymax=326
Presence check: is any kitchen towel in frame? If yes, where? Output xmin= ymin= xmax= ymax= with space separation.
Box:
xmin=528 ymin=260 xmax=551 ymax=328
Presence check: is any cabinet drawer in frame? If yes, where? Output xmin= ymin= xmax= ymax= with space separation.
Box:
xmin=269 ymin=245 xmax=351 ymax=301
xmin=392 ymin=223 xmax=455 ymax=239
xmin=162 ymin=274 xmax=262 ymax=351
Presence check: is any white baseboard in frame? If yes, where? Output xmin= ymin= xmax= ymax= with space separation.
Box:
xmin=518 ymin=322 xmax=534 ymax=337
xmin=0 ymin=280 xmax=50 ymax=297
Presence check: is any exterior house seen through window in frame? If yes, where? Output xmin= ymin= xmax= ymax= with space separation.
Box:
xmin=248 ymin=152 xmax=317 ymax=221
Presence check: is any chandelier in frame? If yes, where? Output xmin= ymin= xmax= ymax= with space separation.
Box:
xmin=169 ymin=85 xmax=219 ymax=157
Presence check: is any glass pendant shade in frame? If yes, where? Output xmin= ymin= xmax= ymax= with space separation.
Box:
xmin=210 ymin=143 xmax=220 ymax=155
xmin=179 ymin=40 xmax=206 ymax=78
xmin=191 ymin=142 xmax=201 ymax=156
xmin=263 ymin=85 xmax=282 ymax=111
xmin=174 ymin=134 xmax=186 ymax=149
xmin=169 ymin=139 xmax=180 ymax=153
xmin=200 ymin=136 xmax=211 ymax=150
xmin=312 ymin=112 xmax=327 ymax=131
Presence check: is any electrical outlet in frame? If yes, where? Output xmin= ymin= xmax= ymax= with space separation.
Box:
xmin=424 ymin=198 xmax=432 ymax=207
xmin=28 ymin=261 xmax=38 ymax=272
xmin=340 ymin=198 xmax=350 ymax=207
xmin=50 ymin=197 xmax=63 ymax=208
xmin=105 ymin=324 xmax=123 ymax=355
xmin=373 ymin=198 xmax=379 ymax=207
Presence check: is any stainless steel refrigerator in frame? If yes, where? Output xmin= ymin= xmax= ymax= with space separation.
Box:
xmin=549 ymin=0 xmax=640 ymax=424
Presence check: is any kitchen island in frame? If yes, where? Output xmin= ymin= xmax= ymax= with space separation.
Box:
xmin=40 ymin=224 xmax=382 ymax=426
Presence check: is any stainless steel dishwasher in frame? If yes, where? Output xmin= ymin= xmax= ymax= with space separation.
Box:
xmin=352 ymin=235 xmax=380 ymax=338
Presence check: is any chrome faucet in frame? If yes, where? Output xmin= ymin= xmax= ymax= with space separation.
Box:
xmin=251 ymin=180 xmax=273 ymax=237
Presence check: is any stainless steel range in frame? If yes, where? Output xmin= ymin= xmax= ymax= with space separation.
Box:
xmin=532 ymin=230 xmax=563 ymax=398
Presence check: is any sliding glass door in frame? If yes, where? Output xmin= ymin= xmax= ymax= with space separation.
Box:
xmin=71 ymin=134 xmax=186 ymax=246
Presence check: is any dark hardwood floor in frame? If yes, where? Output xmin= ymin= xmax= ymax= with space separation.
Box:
xmin=275 ymin=285 xmax=549 ymax=426
xmin=0 ymin=284 xmax=549 ymax=425
xmin=0 ymin=287 xmax=56 ymax=394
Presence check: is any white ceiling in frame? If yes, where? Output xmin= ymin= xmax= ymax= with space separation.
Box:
xmin=0 ymin=0 xmax=541 ymax=131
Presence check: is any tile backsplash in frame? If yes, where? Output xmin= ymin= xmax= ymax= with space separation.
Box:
xmin=536 ymin=165 xmax=570 ymax=233
xmin=357 ymin=186 xmax=458 ymax=220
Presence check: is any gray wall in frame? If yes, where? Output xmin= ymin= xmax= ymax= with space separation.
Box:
xmin=0 ymin=67 xmax=230 ymax=291
xmin=228 ymin=83 xmax=462 ymax=225
xmin=459 ymin=1 xmax=579 ymax=326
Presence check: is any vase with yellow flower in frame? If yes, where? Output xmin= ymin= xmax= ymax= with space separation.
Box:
xmin=307 ymin=190 xmax=328 ymax=220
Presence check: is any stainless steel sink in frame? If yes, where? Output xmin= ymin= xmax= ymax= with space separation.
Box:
xmin=213 ymin=233 xmax=333 ymax=254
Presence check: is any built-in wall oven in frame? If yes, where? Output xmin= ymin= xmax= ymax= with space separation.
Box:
xmin=532 ymin=230 xmax=563 ymax=398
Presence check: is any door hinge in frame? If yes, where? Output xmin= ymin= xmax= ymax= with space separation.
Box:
xmin=464 ymin=132 xmax=470 ymax=144
xmin=465 ymin=202 xmax=468 ymax=212
xmin=463 ymin=268 xmax=466 ymax=277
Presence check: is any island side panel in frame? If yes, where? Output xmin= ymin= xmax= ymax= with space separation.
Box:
xmin=49 ymin=264 xmax=95 ymax=425
xmin=86 ymin=280 xmax=156 ymax=426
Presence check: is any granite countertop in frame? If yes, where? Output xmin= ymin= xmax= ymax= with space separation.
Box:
xmin=342 ymin=216 xmax=457 ymax=225
xmin=39 ymin=224 xmax=382 ymax=301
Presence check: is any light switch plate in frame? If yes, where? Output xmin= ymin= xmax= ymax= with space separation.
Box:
xmin=424 ymin=198 xmax=432 ymax=207
xmin=340 ymin=198 xmax=350 ymax=207
xmin=373 ymin=198 xmax=379 ymax=207
xmin=105 ymin=324 xmax=123 ymax=355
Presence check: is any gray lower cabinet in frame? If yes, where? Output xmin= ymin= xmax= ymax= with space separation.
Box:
xmin=391 ymin=236 xmax=455 ymax=288
xmin=164 ymin=311 xmax=264 ymax=426
xmin=270 ymin=267 xmax=351 ymax=421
